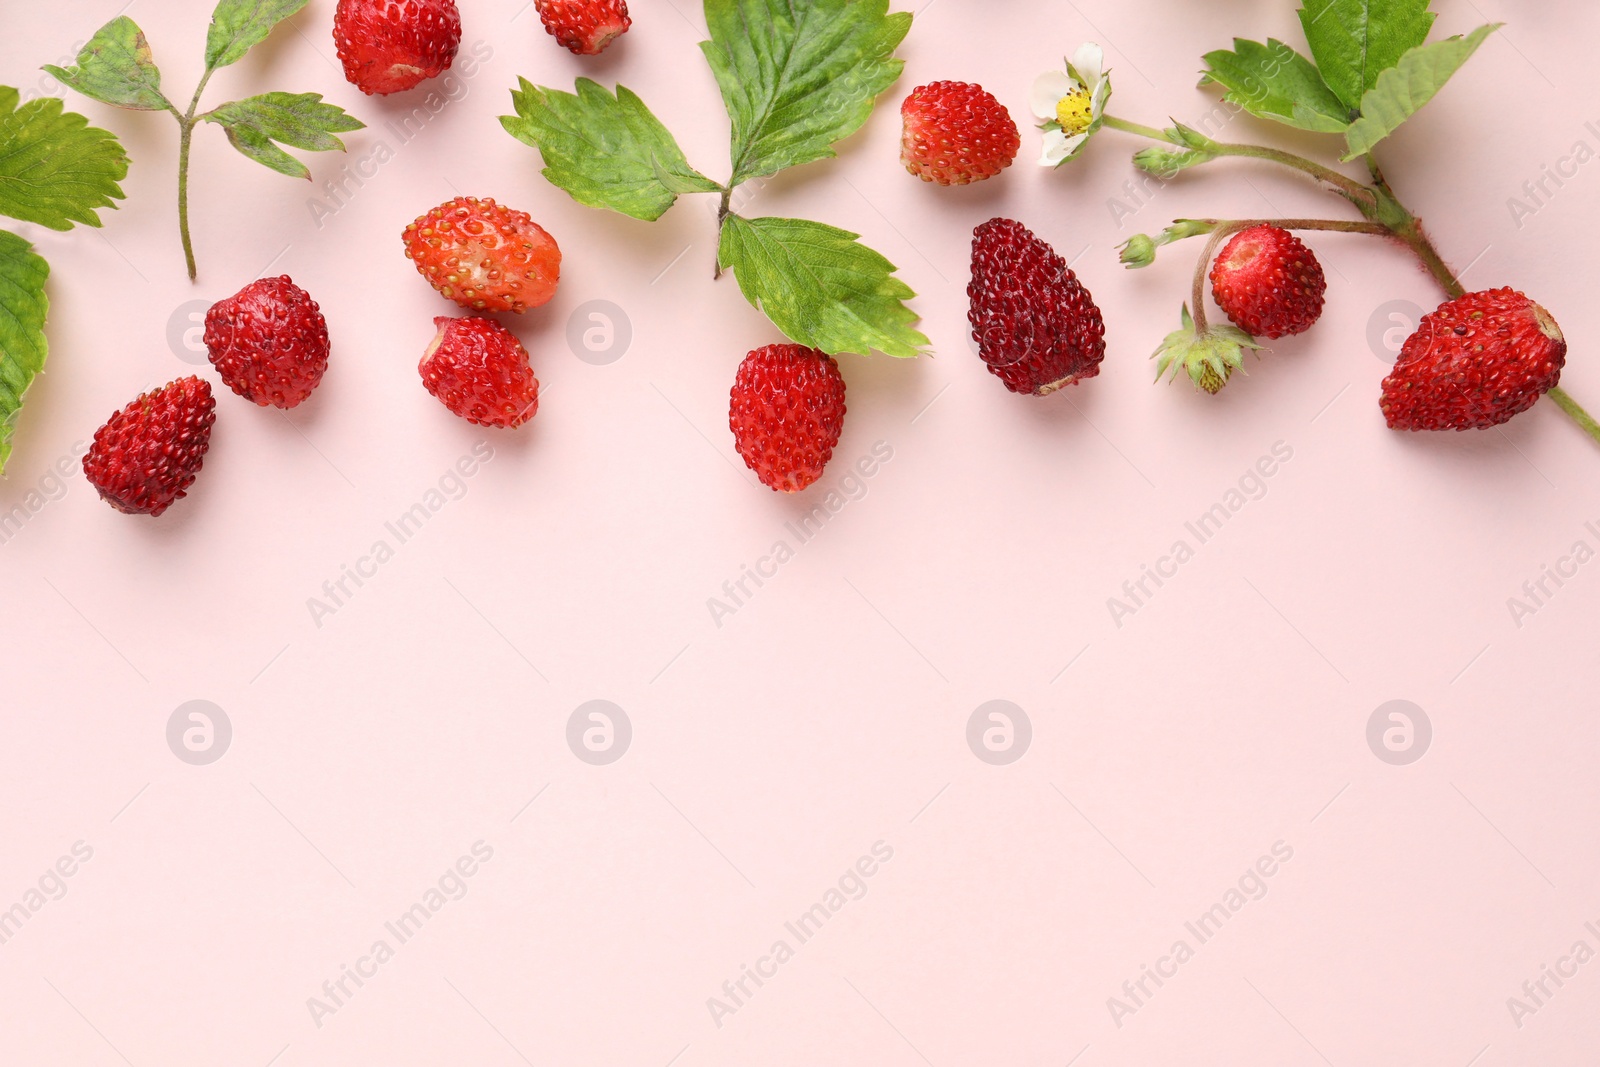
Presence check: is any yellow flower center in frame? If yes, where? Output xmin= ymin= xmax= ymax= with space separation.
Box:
xmin=1055 ymin=87 xmax=1093 ymax=136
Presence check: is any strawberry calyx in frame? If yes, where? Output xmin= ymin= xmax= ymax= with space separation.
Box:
xmin=1152 ymin=304 xmax=1262 ymax=396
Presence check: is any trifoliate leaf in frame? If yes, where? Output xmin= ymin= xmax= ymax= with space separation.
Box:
xmin=501 ymin=78 xmax=721 ymax=222
xmin=0 ymin=231 xmax=50 ymax=474
xmin=205 ymin=0 xmax=310 ymax=70
xmin=717 ymin=215 xmax=927 ymax=359
xmin=43 ymin=17 xmax=172 ymax=113
xmin=1201 ymin=38 xmax=1353 ymax=132
xmin=702 ymin=0 xmax=910 ymax=186
xmin=1298 ymin=0 xmax=1436 ymax=112
xmin=0 ymin=87 xmax=128 ymax=230
xmin=1342 ymin=24 xmax=1499 ymax=159
xmin=204 ymin=93 xmax=363 ymax=179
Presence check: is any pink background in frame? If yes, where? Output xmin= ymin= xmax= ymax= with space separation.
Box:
xmin=3 ymin=0 xmax=1599 ymax=1063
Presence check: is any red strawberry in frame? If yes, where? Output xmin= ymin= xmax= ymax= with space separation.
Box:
xmin=535 ymin=0 xmax=631 ymax=55
xmin=403 ymin=197 xmax=561 ymax=314
xmin=968 ymin=217 xmax=1106 ymax=395
xmin=204 ymin=276 xmax=330 ymax=409
xmin=333 ymin=0 xmax=462 ymax=96
xmin=1381 ymin=288 xmax=1566 ymax=432
xmin=421 ymin=317 xmax=540 ymax=428
xmin=729 ymin=345 xmax=846 ymax=493
xmin=1209 ymin=225 xmax=1327 ymax=339
xmin=900 ymin=81 xmax=1020 ymax=186
xmin=83 ymin=378 xmax=217 ymax=517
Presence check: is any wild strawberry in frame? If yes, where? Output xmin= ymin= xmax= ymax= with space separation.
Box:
xmin=900 ymin=81 xmax=1020 ymax=186
xmin=204 ymin=276 xmax=330 ymax=409
xmin=968 ymin=217 xmax=1106 ymax=395
xmin=1209 ymin=225 xmax=1327 ymax=339
xmin=403 ymin=197 xmax=561 ymax=314
xmin=535 ymin=0 xmax=631 ymax=55
xmin=83 ymin=378 xmax=217 ymax=517
xmin=333 ymin=0 xmax=462 ymax=96
xmin=421 ymin=317 xmax=540 ymax=428
xmin=1381 ymin=288 xmax=1566 ymax=432
xmin=729 ymin=345 xmax=846 ymax=493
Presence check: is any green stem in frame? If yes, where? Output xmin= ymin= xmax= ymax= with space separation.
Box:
xmin=1101 ymin=114 xmax=1376 ymax=211
xmin=175 ymin=68 xmax=216 ymax=282
xmin=177 ymin=119 xmax=196 ymax=281
xmin=1548 ymin=387 xmax=1600 ymax=446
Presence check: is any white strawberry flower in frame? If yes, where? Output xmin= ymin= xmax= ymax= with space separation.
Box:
xmin=1031 ymin=43 xmax=1113 ymax=167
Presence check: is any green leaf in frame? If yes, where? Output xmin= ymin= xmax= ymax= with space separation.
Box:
xmin=203 ymin=92 xmax=363 ymax=179
xmin=702 ymin=0 xmax=911 ymax=186
xmin=0 ymin=88 xmax=128 ymax=230
xmin=717 ymin=215 xmax=927 ymax=359
xmin=205 ymin=0 xmax=310 ymax=70
xmin=1298 ymin=0 xmax=1436 ymax=111
xmin=501 ymin=78 xmax=721 ymax=222
xmin=0 ymin=231 xmax=50 ymax=474
xmin=43 ymin=17 xmax=172 ymax=113
xmin=1342 ymin=25 xmax=1499 ymax=159
xmin=1201 ymin=38 xmax=1353 ymax=132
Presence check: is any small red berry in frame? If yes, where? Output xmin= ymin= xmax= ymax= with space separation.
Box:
xmin=83 ymin=378 xmax=217 ymax=517
xmin=535 ymin=0 xmax=631 ymax=55
xmin=729 ymin=345 xmax=846 ymax=493
xmin=421 ymin=317 xmax=541 ymax=429
xmin=403 ymin=197 xmax=562 ymax=314
xmin=1209 ymin=225 xmax=1327 ymax=340
xmin=900 ymin=81 xmax=1020 ymax=186
xmin=333 ymin=0 xmax=462 ymax=96
xmin=1381 ymin=288 xmax=1566 ymax=432
xmin=968 ymin=217 xmax=1106 ymax=395
xmin=205 ymin=276 xmax=330 ymax=409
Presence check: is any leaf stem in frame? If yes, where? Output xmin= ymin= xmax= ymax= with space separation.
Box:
xmin=174 ymin=67 xmax=216 ymax=282
xmin=713 ymin=185 xmax=732 ymax=280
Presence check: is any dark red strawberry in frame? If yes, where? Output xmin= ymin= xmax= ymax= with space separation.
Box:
xmin=205 ymin=276 xmax=330 ymax=409
xmin=968 ymin=217 xmax=1106 ymax=395
xmin=901 ymin=81 xmax=1020 ymax=186
xmin=729 ymin=345 xmax=846 ymax=493
xmin=535 ymin=0 xmax=631 ymax=55
xmin=1382 ymin=288 xmax=1566 ymax=432
xmin=1209 ymin=225 xmax=1327 ymax=340
xmin=403 ymin=197 xmax=561 ymax=314
xmin=83 ymin=378 xmax=217 ymax=517
xmin=333 ymin=0 xmax=462 ymax=96
xmin=420 ymin=317 xmax=540 ymax=428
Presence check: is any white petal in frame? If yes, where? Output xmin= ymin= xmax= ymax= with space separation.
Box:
xmin=1056 ymin=132 xmax=1090 ymax=162
xmin=1091 ymin=77 xmax=1113 ymax=117
xmin=1030 ymin=71 xmax=1076 ymax=120
xmin=1038 ymin=129 xmax=1071 ymax=166
xmin=1070 ymin=43 xmax=1105 ymax=88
